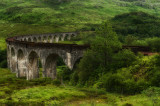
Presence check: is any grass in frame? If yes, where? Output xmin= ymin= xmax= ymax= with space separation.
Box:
xmin=0 ymin=0 xmax=160 ymax=49
xmin=0 ymin=68 xmax=160 ymax=105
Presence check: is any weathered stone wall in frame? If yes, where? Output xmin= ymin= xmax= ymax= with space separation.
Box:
xmin=6 ymin=32 xmax=89 ymax=80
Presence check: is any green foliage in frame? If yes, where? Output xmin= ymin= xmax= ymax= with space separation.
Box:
xmin=112 ymin=12 xmax=160 ymax=38
xmin=0 ymin=49 xmax=7 ymax=68
xmin=112 ymin=49 xmax=137 ymax=69
xmin=71 ymin=22 xmax=122 ymax=86
xmin=142 ymin=87 xmax=160 ymax=106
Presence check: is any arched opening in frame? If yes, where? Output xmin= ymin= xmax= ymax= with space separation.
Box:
xmin=45 ymin=54 xmax=58 ymax=79
xmin=24 ymin=38 xmax=27 ymax=42
xmin=11 ymin=47 xmax=16 ymax=72
xmin=28 ymin=38 xmax=31 ymax=42
xmin=64 ymin=34 xmax=69 ymax=41
xmin=38 ymin=37 xmax=41 ymax=42
xmin=43 ymin=36 xmax=47 ymax=43
xmin=28 ymin=51 xmax=40 ymax=80
xmin=45 ymin=54 xmax=71 ymax=83
xmin=52 ymin=36 xmax=56 ymax=42
xmin=59 ymin=34 xmax=63 ymax=41
xmin=17 ymin=49 xmax=26 ymax=78
xmin=71 ymin=34 xmax=75 ymax=37
xmin=11 ymin=48 xmax=15 ymax=57
xmin=33 ymin=37 xmax=37 ymax=42
xmin=72 ymin=57 xmax=82 ymax=70
xmin=48 ymin=36 xmax=52 ymax=43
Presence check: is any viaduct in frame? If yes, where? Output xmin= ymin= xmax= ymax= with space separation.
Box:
xmin=6 ymin=32 xmax=89 ymax=80
xmin=6 ymin=32 xmax=150 ymax=80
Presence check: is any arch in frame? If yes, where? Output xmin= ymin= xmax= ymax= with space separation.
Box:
xmin=52 ymin=35 xmax=56 ymax=42
xmin=28 ymin=38 xmax=31 ymax=42
xmin=38 ymin=37 xmax=41 ymax=42
xmin=71 ymin=34 xmax=75 ymax=37
xmin=28 ymin=51 xmax=40 ymax=80
xmin=11 ymin=47 xmax=15 ymax=57
xmin=24 ymin=38 xmax=27 ymax=42
xmin=59 ymin=34 xmax=63 ymax=41
xmin=72 ymin=57 xmax=82 ymax=70
xmin=33 ymin=37 xmax=37 ymax=42
xmin=64 ymin=34 xmax=69 ymax=41
xmin=55 ymin=35 xmax=60 ymax=42
xmin=17 ymin=49 xmax=26 ymax=78
xmin=44 ymin=54 xmax=59 ymax=79
xmin=48 ymin=36 xmax=52 ymax=43
xmin=10 ymin=47 xmax=16 ymax=73
xmin=43 ymin=36 xmax=47 ymax=43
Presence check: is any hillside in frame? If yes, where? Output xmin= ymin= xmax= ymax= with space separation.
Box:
xmin=111 ymin=11 xmax=160 ymax=38
xmin=0 ymin=0 xmax=160 ymax=34
xmin=0 ymin=0 xmax=160 ymax=49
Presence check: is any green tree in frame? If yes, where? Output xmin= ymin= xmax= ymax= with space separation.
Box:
xmin=74 ymin=22 xmax=122 ymax=85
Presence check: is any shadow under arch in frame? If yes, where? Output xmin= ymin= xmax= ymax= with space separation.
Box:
xmin=37 ymin=36 xmax=42 ymax=42
xmin=64 ymin=34 xmax=69 ymax=41
xmin=28 ymin=38 xmax=31 ymax=42
xmin=72 ymin=57 xmax=82 ymax=70
xmin=33 ymin=37 xmax=37 ymax=42
xmin=11 ymin=47 xmax=15 ymax=57
xmin=28 ymin=51 xmax=42 ymax=80
xmin=17 ymin=49 xmax=26 ymax=78
xmin=45 ymin=53 xmax=68 ymax=79
xmin=24 ymin=38 xmax=27 ymax=42
xmin=10 ymin=47 xmax=16 ymax=72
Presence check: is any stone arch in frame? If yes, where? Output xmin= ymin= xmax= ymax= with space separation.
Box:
xmin=59 ymin=34 xmax=63 ymax=41
xmin=17 ymin=49 xmax=26 ymax=78
xmin=48 ymin=36 xmax=52 ymax=43
xmin=28 ymin=51 xmax=41 ymax=80
xmin=71 ymin=34 xmax=75 ymax=37
xmin=33 ymin=37 xmax=37 ymax=42
xmin=11 ymin=47 xmax=17 ymax=73
xmin=72 ymin=57 xmax=82 ymax=70
xmin=43 ymin=36 xmax=47 ymax=42
xmin=38 ymin=37 xmax=41 ymax=42
xmin=24 ymin=38 xmax=27 ymax=42
xmin=52 ymin=35 xmax=56 ymax=42
xmin=28 ymin=38 xmax=31 ymax=42
xmin=11 ymin=47 xmax=15 ymax=57
xmin=64 ymin=34 xmax=69 ymax=41
xmin=44 ymin=54 xmax=59 ymax=79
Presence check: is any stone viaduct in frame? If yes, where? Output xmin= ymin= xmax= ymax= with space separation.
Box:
xmin=6 ymin=32 xmax=151 ymax=80
xmin=6 ymin=32 xmax=89 ymax=80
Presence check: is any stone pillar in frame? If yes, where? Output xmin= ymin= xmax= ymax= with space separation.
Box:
xmin=61 ymin=34 xmax=66 ymax=41
xmin=17 ymin=57 xmax=27 ymax=78
xmin=66 ymin=52 xmax=72 ymax=69
xmin=55 ymin=36 xmax=59 ymax=43
xmin=67 ymin=34 xmax=71 ymax=40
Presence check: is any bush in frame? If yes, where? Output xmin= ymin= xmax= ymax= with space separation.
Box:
xmin=52 ymin=79 xmax=61 ymax=86
xmin=104 ymin=74 xmax=125 ymax=93
xmin=112 ymin=49 xmax=137 ymax=69
xmin=150 ymin=71 xmax=160 ymax=87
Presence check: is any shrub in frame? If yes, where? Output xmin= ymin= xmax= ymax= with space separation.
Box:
xmin=112 ymin=49 xmax=137 ymax=69
xmin=52 ymin=79 xmax=61 ymax=86
xmin=104 ymin=74 xmax=125 ymax=93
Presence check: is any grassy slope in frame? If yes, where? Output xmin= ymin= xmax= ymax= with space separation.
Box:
xmin=0 ymin=68 xmax=159 ymax=105
xmin=1 ymin=0 xmax=160 ymax=105
xmin=0 ymin=0 xmax=160 ymax=49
